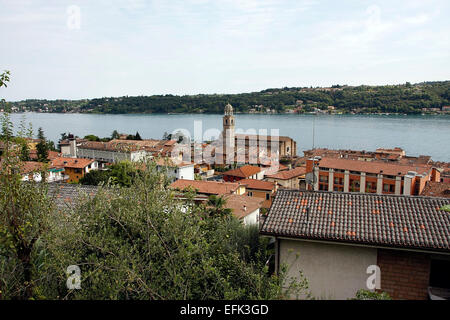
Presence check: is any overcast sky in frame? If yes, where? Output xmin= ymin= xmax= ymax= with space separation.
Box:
xmin=1 ymin=0 xmax=449 ymax=101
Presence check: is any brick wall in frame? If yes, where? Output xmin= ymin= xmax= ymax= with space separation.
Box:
xmin=377 ymin=249 xmax=431 ymax=300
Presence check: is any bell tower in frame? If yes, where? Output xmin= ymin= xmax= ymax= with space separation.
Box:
xmin=222 ymin=103 xmax=235 ymax=162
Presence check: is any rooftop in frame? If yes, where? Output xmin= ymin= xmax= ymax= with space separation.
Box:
xmin=314 ymin=157 xmax=433 ymax=176
xmin=261 ymin=190 xmax=450 ymax=253
xmin=170 ymin=179 xmax=242 ymax=195
xmin=266 ymin=166 xmax=306 ymax=180
xmin=51 ymin=157 xmax=94 ymax=169
xmin=239 ymin=179 xmax=276 ymax=191
xmin=223 ymin=194 xmax=264 ymax=219
xmin=48 ymin=184 xmax=99 ymax=210
xmin=222 ymin=165 xmax=261 ymax=178
xmin=421 ymin=181 xmax=450 ymax=199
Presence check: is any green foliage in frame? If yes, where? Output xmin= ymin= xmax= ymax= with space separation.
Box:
xmin=83 ymin=134 xmax=100 ymax=142
xmin=8 ymin=81 xmax=450 ymax=114
xmin=0 ymin=111 xmax=54 ymax=299
xmin=352 ymin=289 xmax=392 ymax=300
xmin=111 ymin=130 xmax=120 ymax=140
xmin=79 ymin=161 xmax=139 ymax=187
xmin=36 ymin=127 xmax=49 ymax=162
xmin=40 ymin=162 xmax=309 ymax=300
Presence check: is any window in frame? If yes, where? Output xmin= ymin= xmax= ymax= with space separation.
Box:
xmin=429 ymin=259 xmax=450 ymax=290
xmin=266 ymin=193 xmax=270 ymax=200
xmin=248 ymin=192 xmax=253 ymax=197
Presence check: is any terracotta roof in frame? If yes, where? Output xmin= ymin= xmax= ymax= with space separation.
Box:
xmin=266 ymin=166 xmax=306 ymax=180
xmin=234 ymin=134 xmax=293 ymax=143
xmin=29 ymin=150 xmax=61 ymax=161
xmin=223 ymin=194 xmax=264 ymax=219
xmin=240 ymin=179 xmax=276 ymax=191
xmin=316 ymin=157 xmax=432 ymax=176
xmin=78 ymin=141 xmax=144 ymax=152
xmin=421 ymin=181 xmax=450 ymax=198
xmin=20 ymin=161 xmax=46 ymax=174
xmin=223 ymin=165 xmax=261 ymax=178
xmin=261 ymin=190 xmax=450 ymax=252
xmin=170 ymin=179 xmax=241 ymax=195
xmin=51 ymin=157 xmax=94 ymax=169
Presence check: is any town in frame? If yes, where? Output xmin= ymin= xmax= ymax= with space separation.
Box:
xmin=2 ymin=103 xmax=449 ymax=300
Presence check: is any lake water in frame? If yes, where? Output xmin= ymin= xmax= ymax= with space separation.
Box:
xmin=8 ymin=113 xmax=450 ymax=162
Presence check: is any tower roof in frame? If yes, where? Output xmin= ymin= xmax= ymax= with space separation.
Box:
xmin=224 ymin=103 xmax=233 ymax=115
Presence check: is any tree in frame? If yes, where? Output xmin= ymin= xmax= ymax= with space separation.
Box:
xmin=0 ymin=83 xmax=53 ymax=299
xmin=43 ymin=161 xmax=309 ymax=300
xmin=135 ymin=131 xmax=142 ymax=140
xmin=36 ymin=128 xmax=49 ymax=162
xmin=206 ymin=195 xmax=232 ymax=218
xmin=111 ymin=130 xmax=120 ymax=140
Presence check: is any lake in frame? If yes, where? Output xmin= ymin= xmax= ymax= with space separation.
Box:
xmin=8 ymin=113 xmax=450 ymax=162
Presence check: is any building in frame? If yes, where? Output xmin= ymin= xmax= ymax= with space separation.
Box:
xmin=240 ymin=179 xmax=277 ymax=208
xmin=260 ymin=190 xmax=450 ymax=300
xmin=306 ymin=157 xmax=441 ymax=196
xmin=214 ymin=104 xmax=297 ymax=164
xmin=302 ymin=147 xmax=433 ymax=166
xmin=13 ymin=161 xmax=66 ymax=183
xmin=77 ymin=140 xmax=148 ymax=164
xmin=51 ymin=157 xmax=97 ymax=183
xmin=154 ymin=158 xmax=194 ymax=182
xmin=222 ymin=165 xmax=263 ymax=182
xmin=223 ymin=194 xmax=264 ymax=226
xmin=170 ymin=179 xmax=246 ymax=196
xmin=265 ymin=166 xmax=307 ymax=190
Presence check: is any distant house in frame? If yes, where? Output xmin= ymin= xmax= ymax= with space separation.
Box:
xmin=222 ymin=165 xmax=263 ymax=182
xmin=154 ymin=158 xmax=194 ymax=182
xmin=13 ymin=161 xmax=65 ymax=183
xmin=51 ymin=157 xmax=97 ymax=183
xmin=77 ymin=140 xmax=148 ymax=163
xmin=239 ymin=179 xmax=277 ymax=208
xmin=223 ymin=194 xmax=264 ymax=226
xmin=170 ymin=179 xmax=246 ymax=196
xmin=265 ymin=166 xmax=306 ymax=189
xmin=261 ymin=190 xmax=450 ymax=300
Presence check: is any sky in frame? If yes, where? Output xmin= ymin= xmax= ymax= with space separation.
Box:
xmin=1 ymin=0 xmax=449 ymax=101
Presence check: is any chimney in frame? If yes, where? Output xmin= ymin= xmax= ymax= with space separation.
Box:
xmin=69 ymin=136 xmax=77 ymax=158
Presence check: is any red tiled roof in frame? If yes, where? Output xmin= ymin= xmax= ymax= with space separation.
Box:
xmin=20 ymin=161 xmax=46 ymax=174
xmin=261 ymin=190 xmax=450 ymax=252
xmin=51 ymin=157 xmax=94 ymax=169
xmin=170 ymin=179 xmax=241 ymax=195
xmin=240 ymin=179 xmax=276 ymax=191
xmin=223 ymin=194 xmax=264 ymax=219
xmin=316 ymin=157 xmax=432 ymax=176
xmin=223 ymin=165 xmax=261 ymax=178
xmin=29 ymin=150 xmax=61 ymax=161
xmin=266 ymin=166 xmax=306 ymax=180
xmin=421 ymin=181 xmax=450 ymax=198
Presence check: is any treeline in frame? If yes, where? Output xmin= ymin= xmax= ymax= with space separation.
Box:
xmin=9 ymin=81 xmax=450 ymax=114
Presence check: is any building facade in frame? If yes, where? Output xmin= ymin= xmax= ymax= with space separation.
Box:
xmin=306 ymin=157 xmax=441 ymax=196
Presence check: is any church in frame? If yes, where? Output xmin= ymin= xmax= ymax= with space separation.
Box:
xmin=214 ymin=103 xmax=297 ymax=166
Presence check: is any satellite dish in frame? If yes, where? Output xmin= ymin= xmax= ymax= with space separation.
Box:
xmin=305 ymin=172 xmax=316 ymax=185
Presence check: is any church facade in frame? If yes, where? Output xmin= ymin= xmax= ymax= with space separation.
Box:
xmin=215 ymin=103 xmax=297 ymax=166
